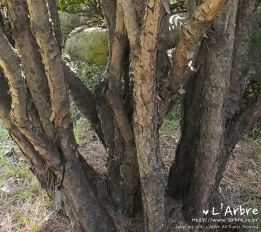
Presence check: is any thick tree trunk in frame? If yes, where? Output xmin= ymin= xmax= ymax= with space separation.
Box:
xmin=182 ymin=1 xmax=238 ymax=221
xmin=168 ymin=0 xmax=259 ymax=224
xmin=215 ymin=0 xmax=258 ymax=189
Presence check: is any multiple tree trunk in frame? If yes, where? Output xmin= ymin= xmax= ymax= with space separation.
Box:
xmin=0 ymin=0 xmax=260 ymax=231
xmin=168 ymin=0 xmax=259 ymax=222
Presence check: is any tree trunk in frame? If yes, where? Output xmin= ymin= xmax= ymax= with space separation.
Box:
xmin=120 ymin=0 xmax=168 ymax=230
xmin=96 ymin=0 xmax=141 ymax=216
xmin=168 ymin=0 xmax=259 ymax=223
xmin=1 ymin=1 xmax=117 ymax=231
xmin=215 ymin=0 xmax=258 ymax=189
xmin=167 ymin=50 xmax=205 ymax=199
xmin=3 ymin=0 xmax=260 ymax=231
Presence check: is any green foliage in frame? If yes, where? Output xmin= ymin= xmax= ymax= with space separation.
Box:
xmin=248 ymin=120 xmax=261 ymax=144
xmin=65 ymin=54 xmax=105 ymax=91
xmin=57 ymin=0 xmax=98 ymax=13
xmin=160 ymin=104 xmax=181 ymax=135
xmin=56 ymin=0 xmax=103 ymax=27
xmin=78 ymin=62 xmax=105 ymax=91
xmin=0 ymin=119 xmax=9 ymax=140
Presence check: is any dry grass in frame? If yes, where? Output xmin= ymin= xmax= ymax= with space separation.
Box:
xmin=36 ymin=212 xmax=73 ymax=232
xmin=1 ymin=129 xmax=261 ymax=232
xmin=0 ymin=153 xmax=53 ymax=232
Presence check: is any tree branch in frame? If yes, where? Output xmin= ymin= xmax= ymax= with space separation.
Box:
xmin=63 ymin=64 xmax=105 ymax=145
xmin=0 ymin=67 xmax=60 ymax=170
xmin=98 ymin=0 xmax=116 ymax=43
xmin=159 ymin=0 xmax=228 ymax=119
xmin=0 ymin=30 xmax=64 ymax=170
xmin=0 ymin=25 xmax=27 ymax=125
xmin=27 ymin=0 xmax=70 ymax=130
xmin=216 ymin=92 xmax=261 ymax=188
xmin=8 ymin=0 xmax=55 ymax=138
xmin=46 ymin=0 xmax=62 ymax=51
xmin=121 ymin=0 xmax=139 ymax=47
xmin=105 ymin=0 xmax=135 ymax=147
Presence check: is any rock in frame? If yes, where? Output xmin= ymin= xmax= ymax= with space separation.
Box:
xmin=58 ymin=11 xmax=89 ymax=37
xmin=168 ymin=13 xmax=188 ymax=48
xmin=64 ymin=26 xmax=108 ymax=65
xmin=160 ymin=13 xmax=189 ymax=49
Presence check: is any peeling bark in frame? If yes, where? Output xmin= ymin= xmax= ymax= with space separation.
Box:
xmin=1 ymin=0 xmax=261 ymax=231
xmin=159 ymin=0 xmax=228 ymax=118
xmin=7 ymin=0 xmax=54 ymax=138
xmin=125 ymin=0 xmax=167 ymax=231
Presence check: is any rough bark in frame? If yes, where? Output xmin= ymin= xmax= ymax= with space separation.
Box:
xmin=167 ymin=51 xmax=205 ymax=199
xmin=0 ymin=1 xmax=117 ymax=230
xmin=7 ymin=0 xmax=54 ymax=139
xmin=123 ymin=0 xmax=167 ymax=231
xmin=214 ymin=0 xmax=258 ymax=190
xmin=159 ymin=0 xmax=228 ymax=118
xmin=183 ymin=1 xmax=238 ymax=221
xmin=166 ymin=1 xmax=260 ymax=224
xmin=46 ymin=0 xmax=62 ymax=51
xmin=0 ymin=69 xmax=54 ymax=200
xmin=79 ymin=0 xmax=139 ymax=217
xmin=26 ymin=0 xmax=116 ymax=230
xmin=226 ymin=0 xmax=257 ymax=120
xmin=2 ymin=0 xmax=260 ymax=231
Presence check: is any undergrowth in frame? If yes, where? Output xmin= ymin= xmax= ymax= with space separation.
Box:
xmin=0 ymin=120 xmax=52 ymax=232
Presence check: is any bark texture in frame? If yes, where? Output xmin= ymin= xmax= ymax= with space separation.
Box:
xmin=128 ymin=1 xmax=167 ymax=230
xmin=1 ymin=1 xmax=117 ymax=231
xmin=159 ymin=0 xmax=228 ymax=118
xmin=168 ymin=0 xmax=259 ymax=225
xmin=1 ymin=0 xmax=260 ymax=231
xmin=183 ymin=1 xmax=238 ymax=220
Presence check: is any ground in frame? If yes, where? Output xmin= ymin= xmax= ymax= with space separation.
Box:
xmin=1 ymin=116 xmax=261 ymax=232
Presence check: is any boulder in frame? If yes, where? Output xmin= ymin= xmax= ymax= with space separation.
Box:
xmin=168 ymin=13 xmax=188 ymax=48
xmin=64 ymin=26 xmax=108 ymax=65
xmin=58 ymin=11 xmax=89 ymax=37
xmin=160 ymin=13 xmax=189 ymax=49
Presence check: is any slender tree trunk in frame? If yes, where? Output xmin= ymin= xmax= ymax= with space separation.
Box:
xmin=167 ymin=51 xmax=205 ymax=199
xmin=95 ymin=0 xmax=141 ymax=216
xmin=125 ymin=1 xmax=167 ymax=230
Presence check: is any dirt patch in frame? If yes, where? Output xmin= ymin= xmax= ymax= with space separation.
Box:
xmin=78 ymin=139 xmax=108 ymax=174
